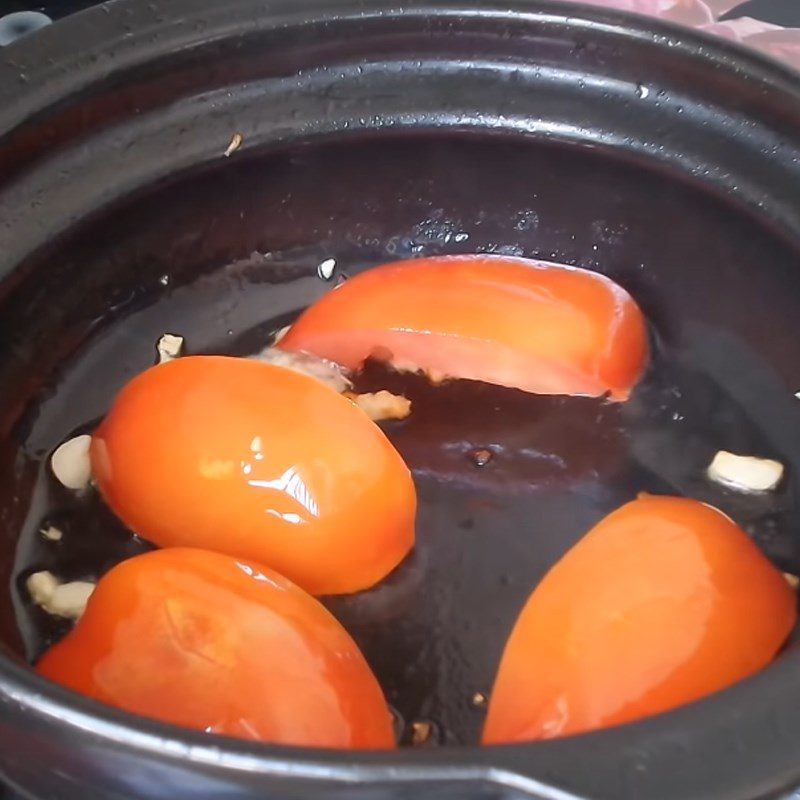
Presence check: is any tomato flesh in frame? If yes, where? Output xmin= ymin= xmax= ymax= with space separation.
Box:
xmin=36 ymin=548 xmax=395 ymax=748
xmin=278 ymin=255 xmax=648 ymax=400
xmin=483 ymin=495 xmax=797 ymax=743
xmin=90 ymin=357 xmax=416 ymax=595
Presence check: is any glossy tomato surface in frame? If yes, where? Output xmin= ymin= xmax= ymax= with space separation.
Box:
xmin=90 ymin=357 xmax=416 ymax=595
xmin=483 ymin=495 xmax=797 ymax=743
xmin=278 ymin=255 xmax=648 ymax=400
xmin=36 ymin=548 xmax=395 ymax=748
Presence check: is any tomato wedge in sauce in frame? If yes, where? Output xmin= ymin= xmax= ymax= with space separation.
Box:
xmin=37 ymin=548 xmax=395 ymax=748
xmin=279 ymin=255 xmax=648 ymax=400
xmin=484 ymin=495 xmax=796 ymax=743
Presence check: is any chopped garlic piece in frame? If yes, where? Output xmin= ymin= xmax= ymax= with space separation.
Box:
xmin=411 ymin=721 xmax=433 ymax=746
xmin=425 ymin=368 xmax=447 ymax=385
xmin=224 ymin=132 xmax=243 ymax=157
xmin=51 ymin=434 xmax=92 ymax=490
xmin=27 ymin=571 xmax=95 ymax=620
xmin=51 ymin=582 xmax=95 ymax=619
xmin=707 ymin=450 xmax=784 ymax=493
xmin=784 ymin=573 xmax=799 ymax=590
xmin=157 ymin=333 xmax=184 ymax=363
xmin=27 ymin=571 xmax=58 ymax=604
xmin=253 ymin=347 xmax=352 ymax=393
xmin=272 ymin=326 xmax=290 ymax=345
xmin=40 ymin=525 xmax=63 ymax=542
xmin=391 ymin=359 xmax=448 ymax=385
xmin=345 ymin=390 xmax=412 ymax=421
xmin=471 ymin=691 xmax=488 ymax=708
xmin=317 ymin=258 xmax=336 ymax=281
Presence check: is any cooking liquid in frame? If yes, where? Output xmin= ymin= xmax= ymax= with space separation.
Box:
xmin=4 ymin=138 xmax=800 ymax=746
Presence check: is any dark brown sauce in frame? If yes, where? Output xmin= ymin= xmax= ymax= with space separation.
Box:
xmin=10 ymin=257 xmax=800 ymax=747
xmin=4 ymin=137 xmax=800 ymax=747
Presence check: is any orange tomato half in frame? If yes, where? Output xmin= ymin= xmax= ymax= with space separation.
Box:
xmin=483 ymin=495 xmax=796 ymax=743
xmin=90 ymin=357 xmax=416 ymax=595
xmin=36 ymin=548 xmax=395 ymax=748
xmin=278 ymin=255 xmax=648 ymax=400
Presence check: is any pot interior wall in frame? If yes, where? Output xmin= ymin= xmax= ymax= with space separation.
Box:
xmin=1 ymin=131 xmax=799 ymax=747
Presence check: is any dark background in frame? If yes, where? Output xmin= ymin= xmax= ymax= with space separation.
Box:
xmin=0 ymin=0 xmax=799 ymax=26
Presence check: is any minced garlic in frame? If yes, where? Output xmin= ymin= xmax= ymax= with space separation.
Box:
xmin=27 ymin=571 xmax=94 ymax=620
xmin=707 ymin=450 xmax=784 ymax=493
xmin=51 ymin=435 xmax=92 ymax=491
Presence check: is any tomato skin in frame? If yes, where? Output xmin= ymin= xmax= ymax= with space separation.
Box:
xmin=483 ymin=495 xmax=797 ymax=743
xmin=278 ymin=256 xmax=648 ymax=400
xmin=90 ymin=357 xmax=415 ymax=595
xmin=36 ymin=549 xmax=395 ymax=748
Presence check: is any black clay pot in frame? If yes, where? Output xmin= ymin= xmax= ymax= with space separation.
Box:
xmin=3 ymin=2 xmax=800 ymax=799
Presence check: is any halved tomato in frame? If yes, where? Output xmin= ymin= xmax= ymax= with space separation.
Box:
xmin=483 ymin=495 xmax=796 ymax=743
xmin=36 ymin=548 xmax=395 ymax=748
xmin=90 ymin=357 xmax=416 ymax=595
xmin=278 ymin=255 xmax=648 ymax=400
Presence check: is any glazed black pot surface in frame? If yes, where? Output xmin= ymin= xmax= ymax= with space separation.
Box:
xmin=3 ymin=1 xmax=800 ymax=799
